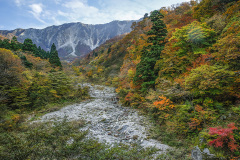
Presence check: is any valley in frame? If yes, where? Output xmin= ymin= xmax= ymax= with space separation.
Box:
xmin=0 ymin=0 xmax=240 ymax=159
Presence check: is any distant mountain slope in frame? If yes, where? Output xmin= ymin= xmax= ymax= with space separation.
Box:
xmin=0 ymin=35 xmax=7 ymax=40
xmin=0 ymin=20 xmax=135 ymax=57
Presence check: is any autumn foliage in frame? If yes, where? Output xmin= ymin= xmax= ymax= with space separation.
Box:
xmin=0 ymin=38 xmax=89 ymax=131
xmin=67 ymin=0 xmax=240 ymax=158
xmin=153 ymin=96 xmax=175 ymax=111
xmin=207 ymin=123 xmax=240 ymax=158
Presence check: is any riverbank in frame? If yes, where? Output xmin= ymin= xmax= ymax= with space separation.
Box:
xmin=34 ymin=84 xmax=170 ymax=157
xmin=1 ymin=84 xmax=174 ymax=159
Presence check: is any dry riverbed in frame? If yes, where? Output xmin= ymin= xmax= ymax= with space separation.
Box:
xmin=35 ymin=84 xmax=170 ymax=157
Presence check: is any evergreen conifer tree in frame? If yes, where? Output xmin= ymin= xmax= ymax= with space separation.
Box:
xmin=134 ymin=10 xmax=167 ymax=93
xmin=10 ymin=36 xmax=20 ymax=51
xmin=0 ymin=39 xmax=3 ymax=48
xmin=2 ymin=39 xmax=11 ymax=49
xmin=49 ymin=43 xmax=62 ymax=69
xmin=22 ymin=38 xmax=35 ymax=52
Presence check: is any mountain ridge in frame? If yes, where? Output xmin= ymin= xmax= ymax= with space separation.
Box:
xmin=0 ymin=20 xmax=136 ymax=58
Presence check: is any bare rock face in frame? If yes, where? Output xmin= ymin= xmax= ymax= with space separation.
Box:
xmin=0 ymin=20 xmax=134 ymax=58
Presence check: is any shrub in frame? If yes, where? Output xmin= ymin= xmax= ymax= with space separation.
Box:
xmin=0 ymin=120 xmax=158 ymax=160
xmin=206 ymin=123 xmax=240 ymax=158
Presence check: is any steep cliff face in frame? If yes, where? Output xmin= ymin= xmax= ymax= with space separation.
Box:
xmin=0 ymin=20 xmax=134 ymax=57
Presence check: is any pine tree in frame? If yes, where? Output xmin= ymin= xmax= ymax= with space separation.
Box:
xmin=0 ymin=39 xmax=3 ymax=48
xmin=134 ymin=10 xmax=167 ymax=93
xmin=22 ymin=39 xmax=33 ymax=51
xmin=144 ymin=13 xmax=149 ymax=19
xmin=2 ymin=39 xmax=11 ymax=49
xmin=49 ymin=43 xmax=62 ymax=69
xmin=10 ymin=36 xmax=20 ymax=51
xmin=22 ymin=38 xmax=38 ymax=52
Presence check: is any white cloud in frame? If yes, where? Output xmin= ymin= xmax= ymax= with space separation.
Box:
xmin=29 ymin=3 xmax=43 ymax=15
xmin=63 ymin=0 xmax=85 ymax=9
xmin=15 ymin=0 xmax=21 ymax=6
xmin=14 ymin=0 xmax=28 ymax=7
xmin=29 ymin=3 xmax=46 ymax=23
xmin=9 ymin=0 xmax=191 ymax=29
xmin=54 ymin=0 xmax=142 ymax=24
xmin=60 ymin=0 xmax=99 ymax=22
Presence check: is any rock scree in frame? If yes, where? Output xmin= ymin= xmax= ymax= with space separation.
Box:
xmin=38 ymin=84 xmax=170 ymax=156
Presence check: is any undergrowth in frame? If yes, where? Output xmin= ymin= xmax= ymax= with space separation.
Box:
xmin=0 ymin=119 xmax=163 ymax=160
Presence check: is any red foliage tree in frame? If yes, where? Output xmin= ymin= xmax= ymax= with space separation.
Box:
xmin=208 ymin=123 xmax=239 ymax=153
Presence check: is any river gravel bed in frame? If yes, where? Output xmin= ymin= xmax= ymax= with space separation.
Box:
xmin=36 ymin=84 xmax=170 ymax=156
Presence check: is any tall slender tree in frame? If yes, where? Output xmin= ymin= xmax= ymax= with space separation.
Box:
xmin=49 ymin=43 xmax=62 ymax=69
xmin=134 ymin=10 xmax=167 ymax=93
xmin=10 ymin=36 xmax=20 ymax=51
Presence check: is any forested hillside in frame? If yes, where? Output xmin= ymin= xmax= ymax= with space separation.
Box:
xmin=0 ymin=36 xmax=89 ymax=129
xmin=72 ymin=0 xmax=240 ymax=158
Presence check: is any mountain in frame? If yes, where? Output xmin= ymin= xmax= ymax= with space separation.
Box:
xmin=0 ymin=35 xmax=7 ymax=40
xmin=0 ymin=20 xmax=135 ymax=57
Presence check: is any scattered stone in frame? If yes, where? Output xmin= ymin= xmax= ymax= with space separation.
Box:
xmin=220 ymin=115 xmax=227 ymax=120
xmin=133 ymin=135 xmax=139 ymax=140
xmin=35 ymin=84 xmax=170 ymax=157
xmin=101 ymin=118 xmax=106 ymax=122
xmin=192 ymin=146 xmax=215 ymax=160
xmin=202 ymin=148 xmax=215 ymax=158
xmin=192 ymin=146 xmax=202 ymax=160
xmin=202 ymin=148 xmax=210 ymax=155
xmin=118 ymin=125 xmax=129 ymax=132
xmin=228 ymin=113 xmax=232 ymax=117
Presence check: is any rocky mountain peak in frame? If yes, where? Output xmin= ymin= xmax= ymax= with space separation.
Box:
xmin=0 ymin=20 xmax=135 ymax=58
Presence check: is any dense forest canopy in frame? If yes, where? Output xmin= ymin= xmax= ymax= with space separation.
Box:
xmin=0 ymin=36 xmax=89 ymax=119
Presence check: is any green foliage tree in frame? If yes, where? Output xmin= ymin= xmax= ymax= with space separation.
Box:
xmin=171 ymin=21 xmax=216 ymax=55
xmin=7 ymin=86 xmax=31 ymax=109
xmin=22 ymin=38 xmax=36 ymax=52
xmin=156 ymin=21 xmax=216 ymax=78
xmin=10 ymin=36 xmax=20 ymax=51
xmin=213 ymin=14 xmax=240 ymax=71
xmin=193 ymin=0 xmax=239 ymax=21
xmin=134 ymin=10 xmax=167 ymax=93
xmin=107 ymin=46 xmax=111 ymax=54
xmin=143 ymin=13 xmax=149 ymax=19
xmin=1 ymin=39 xmax=11 ymax=49
xmin=49 ymin=43 xmax=62 ymax=69
xmin=20 ymin=56 xmax=33 ymax=69
xmin=0 ymin=49 xmax=23 ymax=87
xmin=184 ymin=65 xmax=236 ymax=105
xmin=48 ymin=72 xmax=73 ymax=99
xmin=0 ymin=49 xmax=26 ymax=109
xmin=0 ymin=39 xmax=2 ymax=48
xmin=193 ymin=0 xmax=219 ymax=20
xmin=28 ymin=73 xmax=48 ymax=108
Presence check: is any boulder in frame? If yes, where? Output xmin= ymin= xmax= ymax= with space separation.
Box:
xmin=192 ymin=146 xmax=215 ymax=160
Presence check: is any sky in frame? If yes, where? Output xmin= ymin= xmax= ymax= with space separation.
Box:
xmin=0 ymin=0 xmax=190 ymax=30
